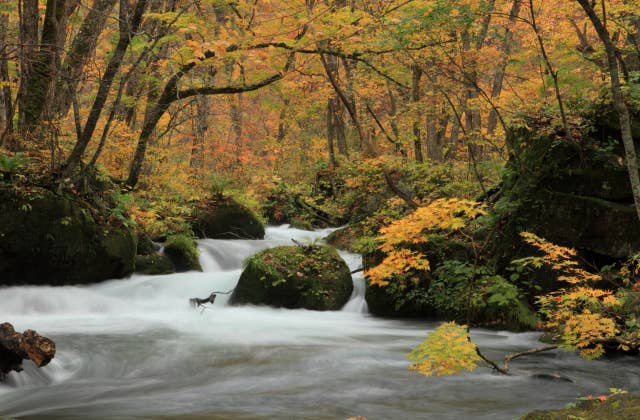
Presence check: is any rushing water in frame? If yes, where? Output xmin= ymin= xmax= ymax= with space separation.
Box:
xmin=1 ymin=225 xmax=639 ymax=419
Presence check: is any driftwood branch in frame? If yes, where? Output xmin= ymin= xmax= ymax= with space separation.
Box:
xmin=189 ymin=289 xmax=235 ymax=308
xmin=502 ymin=345 xmax=558 ymax=371
xmin=0 ymin=322 xmax=56 ymax=379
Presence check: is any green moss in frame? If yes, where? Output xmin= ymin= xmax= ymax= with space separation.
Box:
xmin=136 ymin=233 xmax=157 ymax=256
xmin=521 ymin=393 xmax=640 ymax=419
xmin=0 ymin=186 xmax=136 ymax=285
xmin=231 ymin=245 xmax=353 ymax=310
xmin=163 ymin=234 xmax=202 ymax=272
xmin=134 ymin=254 xmax=174 ymax=275
xmin=192 ymin=195 xmax=265 ymax=239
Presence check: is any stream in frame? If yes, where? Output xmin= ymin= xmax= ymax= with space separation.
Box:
xmin=1 ymin=225 xmax=639 ymax=419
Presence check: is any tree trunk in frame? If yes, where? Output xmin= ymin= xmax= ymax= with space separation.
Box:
xmin=276 ymin=97 xmax=290 ymax=143
xmin=326 ymin=98 xmax=337 ymax=167
xmin=529 ymin=0 xmax=570 ymax=139
xmin=577 ymin=0 xmax=640 ymax=223
xmin=0 ymin=13 xmax=13 ymax=141
xmin=18 ymin=0 xmax=77 ymax=135
xmin=16 ymin=0 xmax=39 ymax=141
xmin=487 ymin=0 xmax=522 ymax=135
xmin=63 ymin=0 xmax=149 ymax=177
xmin=411 ymin=64 xmax=424 ymax=162
xmin=190 ymin=94 xmax=209 ymax=171
xmin=54 ymin=0 xmax=118 ymax=118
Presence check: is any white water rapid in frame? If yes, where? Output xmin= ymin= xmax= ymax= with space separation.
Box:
xmin=1 ymin=225 xmax=639 ymax=419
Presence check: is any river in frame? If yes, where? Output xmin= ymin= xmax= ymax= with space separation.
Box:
xmin=1 ymin=225 xmax=639 ymax=419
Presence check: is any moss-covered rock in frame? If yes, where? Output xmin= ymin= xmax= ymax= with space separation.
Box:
xmin=230 ymin=245 xmax=353 ymax=310
xmin=0 ymin=187 xmax=135 ymax=285
xmin=136 ymin=233 xmax=158 ymax=256
xmin=134 ymin=254 xmax=174 ymax=275
xmin=521 ymin=393 xmax=640 ymax=419
xmin=163 ymin=234 xmax=202 ymax=272
xmin=192 ymin=195 xmax=265 ymax=239
xmin=484 ymin=108 xmax=640 ymax=291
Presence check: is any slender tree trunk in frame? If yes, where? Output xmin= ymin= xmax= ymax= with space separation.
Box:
xmin=529 ymin=0 xmax=571 ymax=139
xmin=54 ymin=0 xmax=118 ymax=118
xmin=16 ymin=0 xmax=39 ymax=142
xmin=190 ymin=94 xmax=208 ymax=171
xmin=0 ymin=13 xmax=13 ymax=141
xmin=62 ymin=0 xmax=149 ymax=177
xmin=319 ymin=53 xmax=371 ymax=156
xmin=230 ymin=93 xmax=243 ymax=149
xmin=323 ymin=44 xmax=348 ymax=157
xmin=386 ymin=83 xmax=406 ymax=157
xmin=487 ymin=0 xmax=522 ymax=135
xmin=411 ymin=64 xmax=424 ymax=162
xmin=447 ymin=117 xmax=460 ymax=160
xmin=460 ymin=29 xmax=483 ymax=160
xmin=276 ymin=97 xmax=290 ymax=143
xmin=18 ymin=0 xmax=76 ymax=134
xmin=326 ymin=98 xmax=337 ymax=167
xmin=577 ymin=0 xmax=640 ymax=222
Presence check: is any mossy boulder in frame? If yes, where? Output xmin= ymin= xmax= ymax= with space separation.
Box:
xmin=134 ymin=254 xmax=174 ymax=275
xmin=521 ymin=393 xmax=640 ymax=419
xmin=0 ymin=187 xmax=136 ymax=285
xmin=163 ymin=234 xmax=202 ymax=272
xmin=485 ymin=109 xmax=640 ymax=290
xmin=192 ymin=195 xmax=264 ymax=239
xmin=136 ymin=233 xmax=158 ymax=256
xmin=230 ymin=245 xmax=353 ymax=310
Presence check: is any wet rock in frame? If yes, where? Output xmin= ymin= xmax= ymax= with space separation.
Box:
xmin=163 ymin=234 xmax=202 ymax=272
xmin=522 ymin=393 xmax=640 ymax=419
xmin=134 ymin=253 xmax=174 ymax=275
xmin=231 ymin=244 xmax=353 ymax=310
xmin=528 ymin=372 xmax=573 ymax=383
xmin=192 ymin=195 xmax=264 ymax=240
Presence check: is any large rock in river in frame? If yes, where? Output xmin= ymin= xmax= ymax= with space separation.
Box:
xmin=230 ymin=245 xmax=353 ymax=310
xmin=487 ymin=107 xmax=640 ymax=286
xmin=0 ymin=187 xmax=135 ymax=285
xmin=191 ymin=195 xmax=265 ymax=239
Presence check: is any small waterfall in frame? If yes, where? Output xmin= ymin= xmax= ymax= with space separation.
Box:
xmin=342 ymin=275 xmax=368 ymax=313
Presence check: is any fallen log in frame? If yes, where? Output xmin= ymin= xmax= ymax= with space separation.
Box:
xmin=0 ymin=322 xmax=56 ymax=379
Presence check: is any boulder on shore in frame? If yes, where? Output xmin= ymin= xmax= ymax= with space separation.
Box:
xmin=0 ymin=187 xmax=136 ymax=286
xmin=0 ymin=322 xmax=55 ymax=378
xmin=163 ymin=234 xmax=202 ymax=272
xmin=191 ymin=195 xmax=265 ymax=239
xmin=231 ymin=244 xmax=353 ymax=310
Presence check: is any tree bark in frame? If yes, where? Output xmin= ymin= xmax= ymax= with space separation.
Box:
xmin=16 ymin=0 xmax=39 ymax=141
xmin=190 ymin=94 xmax=209 ymax=171
xmin=54 ymin=0 xmax=118 ymax=118
xmin=0 ymin=13 xmax=13 ymax=141
xmin=487 ymin=0 xmax=522 ymax=135
xmin=411 ymin=64 xmax=424 ymax=162
xmin=326 ymin=97 xmax=337 ymax=167
xmin=62 ymin=0 xmax=149 ymax=178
